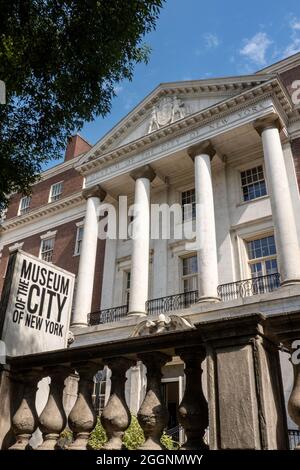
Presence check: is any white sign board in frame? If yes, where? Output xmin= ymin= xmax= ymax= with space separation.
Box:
xmin=0 ymin=250 xmax=75 ymax=356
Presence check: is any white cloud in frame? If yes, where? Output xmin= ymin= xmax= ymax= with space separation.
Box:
xmin=203 ymin=33 xmax=220 ymax=49
xmin=239 ymin=32 xmax=272 ymax=65
xmin=283 ymin=17 xmax=300 ymax=57
xmin=291 ymin=18 xmax=300 ymax=30
xmin=284 ymin=37 xmax=300 ymax=56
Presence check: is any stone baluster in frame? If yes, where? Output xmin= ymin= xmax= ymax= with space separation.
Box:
xmin=177 ymin=348 xmax=208 ymax=450
xmin=37 ymin=366 xmax=70 ymax=450
xmin=9 ymin=370 xmax=41 ymax=450
xmin=137 ymin=352 xmax=170 ymax=450
xmin=68 ymin=362 xmax=99 ymax=450
xmin=101 ymin=358 xmax=135 ymax=449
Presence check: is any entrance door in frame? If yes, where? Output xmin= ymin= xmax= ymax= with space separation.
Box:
xmin=161 ymin=377 xmax=184 ymax=444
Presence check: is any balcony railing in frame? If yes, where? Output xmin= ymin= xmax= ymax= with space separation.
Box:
xmin=88 ymin=304 xmax=128 ymax=325
xmin=288 ymin=429 xmax=300 ymax=450
xmin=146 ymin=290 xmax=198 ymax=316
xmin=88 ymin=273 xmax=280 ymax=325
xmin=217 ymin=273 xmax=280 ymax=302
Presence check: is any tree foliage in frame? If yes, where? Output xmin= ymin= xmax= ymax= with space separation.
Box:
xmin=0 ymin=0 xmax=164 ymax=208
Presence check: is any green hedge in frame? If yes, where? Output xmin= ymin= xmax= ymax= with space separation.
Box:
xmin=59 ymin=416 xmax=178 ymax=450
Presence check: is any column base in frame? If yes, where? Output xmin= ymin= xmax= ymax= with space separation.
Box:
xmin=127 ymin=311 xmax=147 ymax=318
xmin=197 ymin=296 xmax=220 ymax=304
xmin=70 ymin=322 xmax=88 ymax=328
xmin=280 ymin=279 xmax=300 ymax=287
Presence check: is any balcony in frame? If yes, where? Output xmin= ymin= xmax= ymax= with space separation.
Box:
xmin=217 ymin=272 xmax=280 ymax=302
xmin=88 ymin=273 xmax=280 ymax=326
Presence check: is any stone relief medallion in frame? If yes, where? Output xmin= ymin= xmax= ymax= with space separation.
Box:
xmin=148 ymin=96 xmax=186 ymax=133
xmin=157 ymin=97 xmax=173 ymax=126
xmin=130 ymin=313 xmax=195 ymax=337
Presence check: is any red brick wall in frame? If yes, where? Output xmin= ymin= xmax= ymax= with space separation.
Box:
xmin=279 ymin=65 xmax=300 ymax=97
xmin=0 ymin=219 xmax=105 ymax=313
xmin=65 ymin=135 xmax=92 ymax=162
xmin=6 ymin=168 xmax=83 ymax=220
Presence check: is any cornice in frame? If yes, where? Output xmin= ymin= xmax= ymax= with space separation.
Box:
xmin=77 ymin=78 xmax=292 ymax=177
xmin=0 ymin=191 xmax=84 ymax=232
xmin=256 ymin=52 xmax=300 ymax=74
xmin=40 ymin=153 xmax=84 ymax=181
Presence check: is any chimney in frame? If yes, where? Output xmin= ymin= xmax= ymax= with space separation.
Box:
xmin=64 ymin=134 xmax=92 ymax=162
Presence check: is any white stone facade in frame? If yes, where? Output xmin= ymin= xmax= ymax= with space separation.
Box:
xmin=2 ymin=53 xmax=300 ymax=436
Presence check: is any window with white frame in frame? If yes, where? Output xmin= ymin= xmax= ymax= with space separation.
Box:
xmin=181 ymin=189 xmax=196 ymax=221
xmin=19 ymin=196 xmax=31 ymax=215
xmin=93 ymin=369 xmax=107 ymax=415
xmin=74 ymin=226 xmax=84 ymax=255
xmin=182 ymin=255 xmax=198 ymax=292
xmin=247 ymin=235 xmax=278 ymax=278
xmin=40 ymin=237 xmax=55 ymax=263
xmin=124 ymin=271 xmax=131 ymax=306
xmin=49 ymin=182 xmax=63 ymax=202
xmin=240 ymin=165 xmax=267 ymax=202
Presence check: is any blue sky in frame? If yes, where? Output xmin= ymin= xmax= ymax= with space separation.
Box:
xmin=50 ymin=0 xmax=300 ymax=166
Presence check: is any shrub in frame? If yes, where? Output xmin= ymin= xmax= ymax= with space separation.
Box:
xmin=123 ymin=416 xmax=145 ymax=450
xmin=57 ymin=428 xmax=73 ymax=449
xmin=58 ymin=415 xmax=178 ymax=450
xmin=161 ymin=431 xmax=179 ymax=450
xmin=88 ymin=419 xmax=107 ymax=450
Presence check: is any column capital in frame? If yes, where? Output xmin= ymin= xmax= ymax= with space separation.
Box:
xmin=82 ymin=184 xmax=106 ymax=201
xmin=130 ymin=164 xmax=156 ymax=182
xmin=188 ymin=140 xmax=216 ymax=160
xmin=253 ymin=113 xmax=283 ymax=136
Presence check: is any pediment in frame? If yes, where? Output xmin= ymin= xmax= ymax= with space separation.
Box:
xmin=78 ymin=74 xmax=273 ymax=166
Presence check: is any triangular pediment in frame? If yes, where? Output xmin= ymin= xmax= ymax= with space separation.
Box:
xmin=78 ymin=74 xmax=274 ymax=166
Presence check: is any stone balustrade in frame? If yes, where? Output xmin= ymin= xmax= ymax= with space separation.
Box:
xmin=1 ymin=312 xmax=300 ymax=450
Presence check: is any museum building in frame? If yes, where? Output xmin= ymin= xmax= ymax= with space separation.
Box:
xmin=1 ymin=53 xmax=300 ymax=448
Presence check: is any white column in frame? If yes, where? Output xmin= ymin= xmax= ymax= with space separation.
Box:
xmin=254 ymin=115 xmax=300 ymax=285
xmin=71 ymin=185 xmax=106 ymax=327
xmin=128 ymin=165 xmax=155 ymax=316
xmin=189 ymin=142 xmax=219 ymax=301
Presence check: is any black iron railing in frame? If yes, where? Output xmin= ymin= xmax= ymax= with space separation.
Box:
xmin=166 ymin=425 xmax=181 ymax=444
xmin=87 ymin=274 xmax=280 ymax=325
xmin=217 ymin=273 xmax=280 ymax=302
xmin=88 ymin=304 xmax=128 ymax=325
xmin=288 ymin=429 xmax=300 ymax=450
xmin=146 ymin=290 xmax=198 ymax=316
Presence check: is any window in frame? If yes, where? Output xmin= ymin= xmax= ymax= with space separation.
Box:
xmin=181 ymin=189 xmax=196 ymax=221
xmin=49 ymin=182 xmax=63 ymax=202
xmin=241 ymin=165 xmax=267 ymax=202
xmin=182 ymin=255 xmax=198 ymax=292
xmin=40 ymin=237 xmax=55 ymax=263
xmin=247 ymin=235 xmax=278 ymax=278
xmin=19 ymin=196 xmax=31 ymax=215
xmin=74 ymin=226 xmax=84 ymax=255
xmin=124 ymin=271 xmax=131 ymax=306
xmin=93 ymin=369 xmax=107 ymax=415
